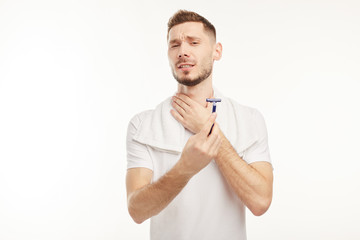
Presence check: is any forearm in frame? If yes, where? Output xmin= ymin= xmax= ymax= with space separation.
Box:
xmin=128 ymin=161 xmax=192 ymax=224
xmin=215 ymin=131 xmax=273 ymax=216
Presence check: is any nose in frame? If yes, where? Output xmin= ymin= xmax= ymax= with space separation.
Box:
xmin=177 ymin=44 xmax=190 ymax=58
xmin=178 ymin=52 xmax=189 ymax=58
xmin=178 ymin=53 xmax=189 ymax=58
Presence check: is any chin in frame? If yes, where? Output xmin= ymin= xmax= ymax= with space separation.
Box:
xmin=176 ymin=77 xmax=205 ymax=87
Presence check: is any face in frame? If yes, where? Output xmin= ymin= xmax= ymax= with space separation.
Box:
xmin=167 ymin=22 xmax=221 ymax=86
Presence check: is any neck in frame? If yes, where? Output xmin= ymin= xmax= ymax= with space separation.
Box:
xmin=177 ymin=77 xmax=214 ymax=107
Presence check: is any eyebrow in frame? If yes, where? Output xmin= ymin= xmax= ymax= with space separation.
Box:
xmin=186 ymin=36 xmax=201 ymax=41
xmin=169 ymin=36 xmax=202 ymax=45
xmin=169 ymin=39 xmax=180 ymax=45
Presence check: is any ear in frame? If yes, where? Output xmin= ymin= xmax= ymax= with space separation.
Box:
xmin=213 ymin=42 xmax=223 ymax=61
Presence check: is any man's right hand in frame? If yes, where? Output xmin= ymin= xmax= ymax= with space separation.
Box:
xmin=126 ymin=113 xmax=222 ymax=224
xmin=178 ymin=113 xmax=222 ymax=176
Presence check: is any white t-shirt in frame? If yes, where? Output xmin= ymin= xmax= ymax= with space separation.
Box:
xmin=126 ymin=89 xmax=271 ymax=240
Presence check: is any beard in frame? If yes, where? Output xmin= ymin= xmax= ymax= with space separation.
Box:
xmin=172 ymin=60 xmax=213 ymax=87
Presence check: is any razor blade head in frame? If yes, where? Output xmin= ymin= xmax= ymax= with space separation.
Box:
xmin=206 ymin=98 xmax=222 ymax=113
xmin=206 ymin=98 xmax=222 ymax=103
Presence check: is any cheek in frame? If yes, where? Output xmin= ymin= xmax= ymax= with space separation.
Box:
xmin=198 ymin=47 xmax=213 ymax=60
xmin=168 ymin=54 xmax=176 ymax=66
xmin=168 ymin=50 xmax=175 ymax=59
xmin=199 ymin=52 xmax=213 ymax=67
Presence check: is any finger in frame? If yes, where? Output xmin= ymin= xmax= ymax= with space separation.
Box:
xmin=176 ymin=93 xmax=194 ymax=107
xmin=171 ymin=100 xmax=186 ymax=116
xmin=170 ymin=109 xmax=184 ymax=123
xmin=172 ymin=96 xmax=190 ymax=112
xmin=206 ymin=101 xmax=213 ymax=111
xmin=206 ymin=128 xmax=218 ymax=147
xmin=200 ymin=113 xmax=217 ymax=137
xmin=206 ymin=123 xmax=220 ymax=145
xmin=206 ymin=125 xmax=222 ymax=155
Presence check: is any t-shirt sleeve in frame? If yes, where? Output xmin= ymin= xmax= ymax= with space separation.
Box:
xmin=243 ymin=109 xmax=272 ymax=166
xmin=126 ymin=114 xmax=154 ymax=171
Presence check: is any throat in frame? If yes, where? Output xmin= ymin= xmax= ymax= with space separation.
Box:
xmin=177 ymin=82 xmax=214 ymax=107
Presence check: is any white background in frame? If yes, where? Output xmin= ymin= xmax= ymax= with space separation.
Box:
xmin=1 ymin=0 xmax=359 ymax=239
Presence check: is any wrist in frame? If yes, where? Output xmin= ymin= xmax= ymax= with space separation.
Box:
xmin=175 ymin=157 xmax=196 ymax=179
xmin=213 ymin=128 xmax=226 ymax=162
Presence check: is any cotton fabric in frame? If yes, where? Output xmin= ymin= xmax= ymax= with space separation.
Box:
xmin=126 ymin=89 xmax=271 ymax=240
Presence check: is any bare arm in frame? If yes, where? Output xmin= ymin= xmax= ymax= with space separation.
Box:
xmin=214 ymin=129 xmax=273 ymax=216
xmin=126 ymin=164 xmax=192 ymax=224
xmin=171 ymin=94 xmax=273 ymax=216
xmin=126 ymin=113 xmax=222 ymax=224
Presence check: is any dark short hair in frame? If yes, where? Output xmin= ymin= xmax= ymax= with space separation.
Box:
xmin=167 ymin=10 xmax=216 ymax=40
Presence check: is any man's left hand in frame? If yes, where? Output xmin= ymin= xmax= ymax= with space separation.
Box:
xmin=170 ymin=93 xmax=212 ymax=134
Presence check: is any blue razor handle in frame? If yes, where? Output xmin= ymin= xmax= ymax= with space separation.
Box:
xmin=206 ymin=98 xmax=221 ymax=135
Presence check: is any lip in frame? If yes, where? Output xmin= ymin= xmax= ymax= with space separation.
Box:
xmin=177 ymin=63 xmax=195 ymax=71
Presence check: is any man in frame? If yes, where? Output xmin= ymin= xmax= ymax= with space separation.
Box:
xmin=126 ymin=10 xmax=273 ymax=240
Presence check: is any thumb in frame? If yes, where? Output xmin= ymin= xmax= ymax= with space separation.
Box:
xmin=206 ymin=102 xmax=213 ymax=111
xmin=200 ymin=112 xmax=217 ymax=137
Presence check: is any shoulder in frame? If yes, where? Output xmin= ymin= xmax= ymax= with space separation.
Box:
xmin=127 ymin=96 xmax=185 ymax=152
xmin=225 ymin=96 xmax=264 ymax=121
xmin=127 ymin=96 xmax=173 ymax=134
xmin=128 ymin=109 xmax=153 ymax=131
xmin=222 ymin=96 xmax=268 ymax=141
